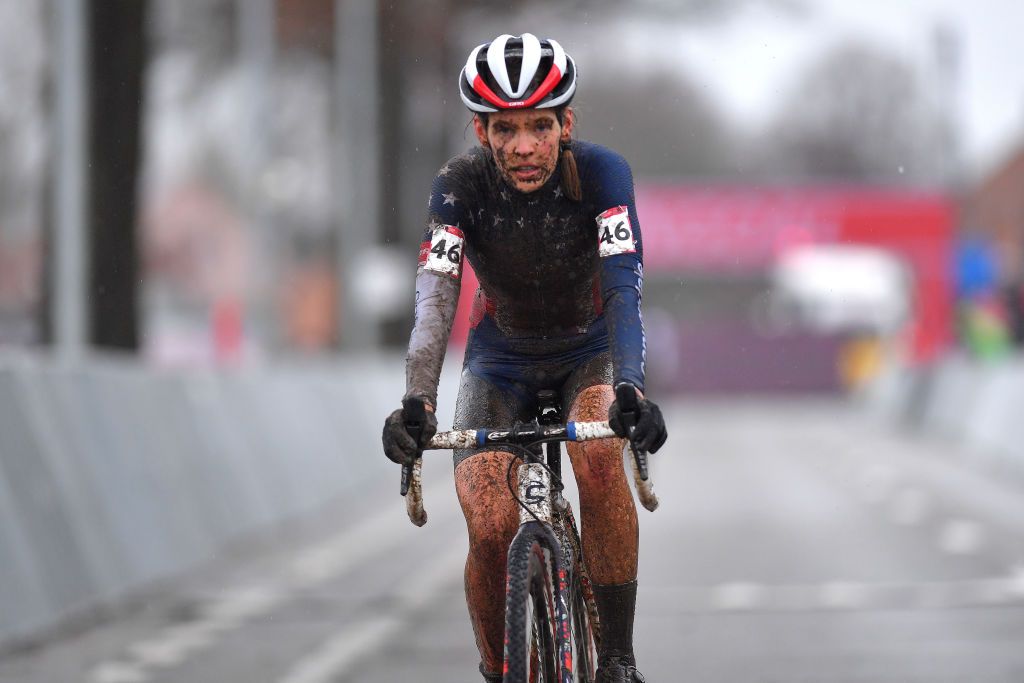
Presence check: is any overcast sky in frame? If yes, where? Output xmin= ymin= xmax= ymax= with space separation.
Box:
xmin=516 ymin=0 xmax=1023 ymax=179
xmin=679 ymin=0 xmax=1023 ymax=176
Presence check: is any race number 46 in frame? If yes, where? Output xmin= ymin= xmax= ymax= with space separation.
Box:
xmin=423 ymin=225 xmax=465 ymax=278
xmin=596 ymin=206 xmax=636 ymax=257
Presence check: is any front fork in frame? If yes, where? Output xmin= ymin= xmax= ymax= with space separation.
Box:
xmin=552 ymin=491 xmax=601 ymax=662
xmin=510 ymin=463 xmax=576 ymax=683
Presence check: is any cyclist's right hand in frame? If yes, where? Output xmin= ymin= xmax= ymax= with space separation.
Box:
xmin=608 ymin=384 xmax=668 ymax=455
xmin=382 ymin=400 xmax=437 ymax=465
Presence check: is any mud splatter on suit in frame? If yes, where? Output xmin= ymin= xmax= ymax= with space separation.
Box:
xmin=404 ymin=140 xmax=646 ymax=467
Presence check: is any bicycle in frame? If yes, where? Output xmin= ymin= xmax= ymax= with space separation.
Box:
xmin=399 ymin=384 xmax=659 ymax=683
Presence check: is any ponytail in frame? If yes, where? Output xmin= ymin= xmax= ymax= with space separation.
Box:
xmin=560 ymin=140 xmax=581 ymax=202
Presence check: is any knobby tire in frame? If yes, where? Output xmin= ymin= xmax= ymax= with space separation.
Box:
xmin=503 ymin=523 xmax=570 ymax=683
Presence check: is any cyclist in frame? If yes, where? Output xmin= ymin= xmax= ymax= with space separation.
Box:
xmin=382 ymin=33 xmax=667 ymax=683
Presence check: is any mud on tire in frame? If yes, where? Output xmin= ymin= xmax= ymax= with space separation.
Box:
xmin=503 ymin=523 xmax=568 ymax=683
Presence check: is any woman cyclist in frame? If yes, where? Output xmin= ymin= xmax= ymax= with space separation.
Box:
xmin=382 ymin=33 xmax=667 ymax=683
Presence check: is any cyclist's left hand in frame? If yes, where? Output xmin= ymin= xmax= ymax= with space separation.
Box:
xmin=608 ymin=390 xmax=668 ymax=454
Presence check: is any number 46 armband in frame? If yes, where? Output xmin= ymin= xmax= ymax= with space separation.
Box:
xmin=420 ymin=225 xmax=465 ymax=278
xmin=596 ymin=206 xmax=636 ymax=257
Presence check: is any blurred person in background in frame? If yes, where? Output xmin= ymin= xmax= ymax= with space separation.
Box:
xmin=1004 ymin=278 xmax=1024 ymax=347
xmin=382 ymin=33 xmax=667 ymax=683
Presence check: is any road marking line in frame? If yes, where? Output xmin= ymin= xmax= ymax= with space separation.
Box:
xmin=127 ymin=622 xmax=220 ymax=668
xmin=276 ymin=544 xmax=465 ymax=683
xmin=649 ymin=571 xmax=1024 ymax=613
xmin=711 ymin=582 xmax=764 ymax=610
xmin=819 ymin=581 xmax=869 ymax=609
xmin=939 ymin=519 xmax=984 ymax=555
xmin=89 ymin=662 xmax=148 ymax=683
xmin=88 ymin=478 xmax=455 ymax=683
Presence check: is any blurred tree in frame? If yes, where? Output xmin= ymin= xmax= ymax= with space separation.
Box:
xmin=759 ymin=41 xmax=946 ymax=184
xmin=574 ymin=66 xmax=732 ymax=178
xmin=88 ymin=0 xmax=149 ymax=350
xmin=0 ymin=0 xmax=47 ymax=344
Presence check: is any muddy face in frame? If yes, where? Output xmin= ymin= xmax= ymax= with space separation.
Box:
xmin=474 ymin=108 xmax=573 ymax=193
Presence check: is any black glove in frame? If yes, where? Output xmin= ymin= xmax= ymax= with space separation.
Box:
xmin=608 ymin=387 xmax=668 ymax=454
xmin=382 ymin=401 xmax=437 ymax=465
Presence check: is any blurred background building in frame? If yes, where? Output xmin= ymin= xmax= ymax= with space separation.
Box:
xmin=0 ymin=0 xmax=1022 ymax=389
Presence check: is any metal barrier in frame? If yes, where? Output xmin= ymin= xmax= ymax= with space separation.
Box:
xmin=0 ymin=352 xmax=455 ymax=647
xmin=861 ymin=353 xmax=1024 ymax=473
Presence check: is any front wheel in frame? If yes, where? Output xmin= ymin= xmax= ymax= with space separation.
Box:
xmin=570 ymin=572 xmax=598 ymax=683
xmin=504 ymin=524 xmax=567 ymax=683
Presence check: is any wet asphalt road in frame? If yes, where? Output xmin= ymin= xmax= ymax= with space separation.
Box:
xmin=3 ymin=398 xmax=1024 ymax=683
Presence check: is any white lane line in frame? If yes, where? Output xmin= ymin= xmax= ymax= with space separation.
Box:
xmin=711 ymin=582 xmax=764 ymax=611
xmin=1008 ymin=566 xmax=1024 ymax=598
xmin=127 ymin=622 xmax=220 ymax=668
xmin=649 ymin=571 xmax=1024 ymax=613
xmin=939 ymin=518 xmax=985 ymax=556
xmin=89 ymin=478 xmax=455 ymax=683
xmin=819 ymin=581 xmax=869 ymax=609
xmin=89 ymin=663 xmax=148 ymax=683
xmin=276 ymin=544 xmax=465 ymax=683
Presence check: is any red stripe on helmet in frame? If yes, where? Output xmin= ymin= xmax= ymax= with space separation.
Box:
xmin=472 ymin=74 xmax=513 ymax=109
xmin=520 ymin=63 xmax=562 ymax=108
xmin=473 ymin=63 xmax=563 ymax=110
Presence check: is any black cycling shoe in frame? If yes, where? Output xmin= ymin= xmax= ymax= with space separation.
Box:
xmin=596 ymin=654 xmax=646 ymax=682
xmin=479 ymin=663 xmax=503 ymax=682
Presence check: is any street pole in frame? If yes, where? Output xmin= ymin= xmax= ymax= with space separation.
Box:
xmin=53 ymin=0 xmax=88 ymax=362
xmin=334 ymin=0 xmax=380 ymax=350
xmin=237 ymin=0 xmax=276 ymax=354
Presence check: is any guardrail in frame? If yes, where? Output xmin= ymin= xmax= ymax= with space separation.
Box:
xmin=859 ymin=353 xmax=1024 ymax=472
xmin=0 ymin=352 xmax=444 ymax=648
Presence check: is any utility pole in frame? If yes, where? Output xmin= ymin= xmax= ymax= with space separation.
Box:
xmin=334 ymin=0 xmax=380 ymax=350
xmin=87 ymin=0 xmax=147 ymax=351
xmin=236 ymin=0 xmax=276 ymax=354
xmin=53 ymin=0 xmax=88 ymax=361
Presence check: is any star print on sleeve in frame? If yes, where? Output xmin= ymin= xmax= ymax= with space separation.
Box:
xmin=553 ymin=186 xmax=563 ymax=199
xmin=442 ymin=192 xmax=458 ymax=206
xmin=500 ymin=190 xmax=510 ymax=202
xmin=543 ymin=213 xmax=555 ymax=227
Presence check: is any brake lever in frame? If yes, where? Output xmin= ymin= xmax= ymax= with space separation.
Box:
xmin=615 ymin=383 xmax=649 ymax=481
xmin=401 ymin=397 xmax=426 ymax=496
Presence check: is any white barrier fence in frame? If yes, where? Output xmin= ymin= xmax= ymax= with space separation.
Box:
xmin=0 ymin=352 xmax=427 ymax=648
xmin=5 ymin=349 xmax=1018 ymax=648
xmin=861 ymin=353 xmax=1024 ymax=470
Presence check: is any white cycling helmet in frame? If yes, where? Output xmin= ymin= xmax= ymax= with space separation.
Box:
xmin=459 ymin=33 xmax=578 ymax=113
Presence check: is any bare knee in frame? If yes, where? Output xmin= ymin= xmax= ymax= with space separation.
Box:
xmin=570 ymin=440 xmax=628 ymax=495
xmin=568 ymin=385 xmax=628 ymax=491
xmin=456 ymin=451 xmax=519 ymax=560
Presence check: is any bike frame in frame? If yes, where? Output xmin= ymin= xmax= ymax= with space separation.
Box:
xmin=399 ymin=388 xmax=659 ymax=682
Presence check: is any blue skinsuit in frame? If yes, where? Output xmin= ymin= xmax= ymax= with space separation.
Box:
xmin=405 ymin=140 xmax=646 ymax=464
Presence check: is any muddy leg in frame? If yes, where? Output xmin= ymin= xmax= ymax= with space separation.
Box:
xmin=566 ymin=384 xmax=638 ymax=583
xmin=455 ymin=450 xmax=520 ymax=674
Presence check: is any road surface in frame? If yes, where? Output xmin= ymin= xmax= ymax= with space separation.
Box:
xmin=3 ymin=398 xmax=1023 ymax=682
